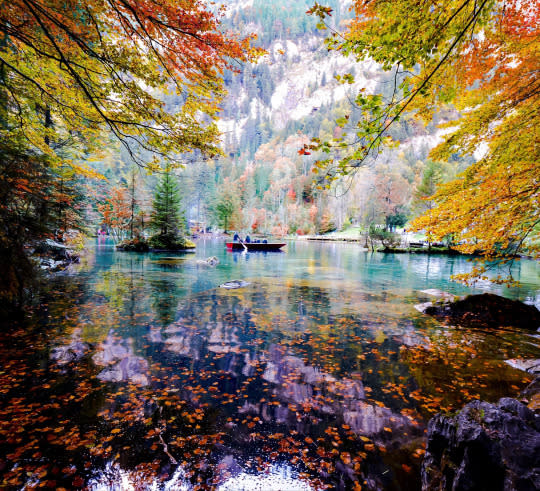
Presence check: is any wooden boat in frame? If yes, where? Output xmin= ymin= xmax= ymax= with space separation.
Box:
xmin=226 ymin=242 xmax=286 ymax=252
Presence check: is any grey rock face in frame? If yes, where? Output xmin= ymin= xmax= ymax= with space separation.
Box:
xmin=422 ymin=398 xmax=540 ymax=491
xmin=35 ymin=239 xmax=79 ymax=271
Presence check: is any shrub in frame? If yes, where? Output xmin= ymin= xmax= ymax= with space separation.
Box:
xmin=368 ymin=226 xmax=401 ymax=250
xmin=148 ymin=233 xmax=195 ymax=250
xmin=116 ymin=236 xmax=150 ymax=252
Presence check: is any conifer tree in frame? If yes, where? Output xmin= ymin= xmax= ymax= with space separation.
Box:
xmin=150 ymin=169 xmax=184 ymax=237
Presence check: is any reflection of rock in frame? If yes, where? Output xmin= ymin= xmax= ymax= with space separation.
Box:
xmin=93 ymin=332 xmax=149 ymax=385
xmin=422 ymin=293 xmax=540 ymax=330
xmin=422 ymin=398 xmax=540 ymax=491
xmin=163 ymin=321 xmax=204 ymax=360
xmin=165 ymin=334 xmax=202 ymax=359
xmin=344 ymin=402 xmax=405 ymax=436
xmin=264 ymin=344 xmax=415 ymax=440
xmin=50 ymin=329 xmax=89 ymax=364
xmin=97 ymin=356 xmax=149 ymax=385
xmin=505 ymin=359 xmax=540 ymax=374
xmin=157 ymin=303 xmax=421 ymax=446
xmin=208 ymin=321 xmax=240 ymax=347
xmin=148 ymin=325 xmax=164 ymax=343
xmin=263 ymin=348 xmax=337 ymax=392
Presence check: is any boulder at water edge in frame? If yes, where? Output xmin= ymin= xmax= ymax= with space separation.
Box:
xmin=422 ymin=293 xmax=540 ymax=330
xmin=422 ymin=398 xmax=540 ymax=490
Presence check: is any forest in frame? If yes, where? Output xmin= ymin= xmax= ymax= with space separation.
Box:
xmin=0 ymin=1 xmax=539 ymax=489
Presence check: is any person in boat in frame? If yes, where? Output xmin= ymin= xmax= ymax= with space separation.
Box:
xmin=233 ymin=232 xmax=240 ymax=242
xmin=245 ymin=235 xmax=251 ymax=243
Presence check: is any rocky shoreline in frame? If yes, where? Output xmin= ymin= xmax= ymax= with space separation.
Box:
xmin=416 ymin=292 xmax=540 ymax=330
xmin=33 ymin=239 xmax=80 ymax=273
xmin=416 ymin=290 xmax=540 ymax=489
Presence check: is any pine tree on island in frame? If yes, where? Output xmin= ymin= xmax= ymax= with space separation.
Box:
xmin=148 ymin=168 xmax=195 ymax=250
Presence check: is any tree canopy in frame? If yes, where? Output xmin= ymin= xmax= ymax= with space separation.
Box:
xmin=307 ymin=0 xmax=539 ymax=281
xmin=0 ymin=0 xmax=255 ymax=306
xmin=0 ymin=0 xmax=256 ymax=170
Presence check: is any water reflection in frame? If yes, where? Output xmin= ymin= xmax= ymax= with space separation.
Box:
xmin=0 ymin=240 xmax=539 ymax=490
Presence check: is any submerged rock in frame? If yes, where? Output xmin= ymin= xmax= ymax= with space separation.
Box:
xmin=422 ymin=398 xmax=540 ymax=491
xmin=421 ymin=293 xmax=540 ymax=330
xmin=420 ymin=289 xmax=457 ymax=300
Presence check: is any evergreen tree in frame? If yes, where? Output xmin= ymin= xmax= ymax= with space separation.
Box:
xmin=150 ymin=169 xmax=184 ymax=237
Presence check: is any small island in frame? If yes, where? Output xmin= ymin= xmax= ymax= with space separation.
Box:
xmin=115 ymin=168 xmax=196 ymax=252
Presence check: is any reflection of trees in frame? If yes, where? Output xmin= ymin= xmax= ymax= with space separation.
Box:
xmin=150 ymin=277 xmax=181 ymax=327
xmin=95 ymin=270 xmax=131 ymax=311
xmin=137 ymin=289 xmax=425 ymax=489
xmin=32 ymin=280 xmax=535 ymax=490
xmin=400 ymin=328 xmax=534 ymax=416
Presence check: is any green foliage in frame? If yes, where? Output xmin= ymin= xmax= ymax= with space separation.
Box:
xmin=150 ymin=170 xmax=184 ymax=237
xmin=385 ymin=212 xmax=408 ymax=232
xmin=341 ymin=217 xmax=352 ymax=231
xmin=413 ymin=160 xmax=448 ymax=214
xmin=212 ymin=186 xmax=241 ymax=232
xmin=0 ymin=137 xmax=87 ymax=307
xmin=148 ymin=233 xmax=195 ymax=251
xmin=368 ymin=226 xmax=401 ymax=250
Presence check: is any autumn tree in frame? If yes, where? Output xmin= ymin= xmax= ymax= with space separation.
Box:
xmin=307 ymin=0 xmax=539 ymax=281
xmin=0 ymin=0 xmax=255 ymax=168
xmin=98 ymin=185 xmax=131 ymax=242
xmin=0 ymin=0 xmax=255 ymax=303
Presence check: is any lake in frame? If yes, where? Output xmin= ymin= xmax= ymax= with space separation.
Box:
xmin=1 ymin=238 xmax=539 ymax=490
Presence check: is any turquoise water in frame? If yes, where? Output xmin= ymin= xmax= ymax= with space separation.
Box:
xmin=84 ymin=237 xmax=540 ymax=306
xmin=0 ymin=238 xmax=538 ymax=490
